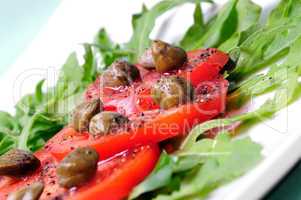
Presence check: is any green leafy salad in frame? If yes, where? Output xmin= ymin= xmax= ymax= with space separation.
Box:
xmin=1 ymin=0 xmax=301 ymax=199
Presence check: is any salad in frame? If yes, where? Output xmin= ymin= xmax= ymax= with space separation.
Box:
xmin=1 ymin=0 xmax=301 ymax=199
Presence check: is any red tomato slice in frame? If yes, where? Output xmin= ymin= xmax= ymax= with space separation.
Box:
xmin=0 ymin=145 xmax=159 ymax=200
xmin=0 ymin=172 xmax=41 ymax=199
xmin=84 ymin=48 xmax=229 ymax=117
xmin=178 ymin=48 xmax=229 ymax=86
xmin=48 ymin=78 xmax=228 ymax=160
xmin=0 ymin=150 xmax=65 ymax=200
xmin=85 ymin=48 xmax=229 ymax=102
xmin=69 ymin=145 xmax=159 ymax=200
xmin=186 ymin=48 xmax=229 ymax=69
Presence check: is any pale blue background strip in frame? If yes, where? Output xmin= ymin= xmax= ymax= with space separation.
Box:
xmin=0 ymin=0 xmax=60 ymax=74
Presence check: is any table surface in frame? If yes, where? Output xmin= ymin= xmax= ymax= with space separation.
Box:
xmin=264 ymin=160 xmax=301 ymax=200
xmin=0 ymin=1 xmax=300 ymax=199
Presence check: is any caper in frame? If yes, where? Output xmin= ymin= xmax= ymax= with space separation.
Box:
xmin=7 ymin=181 xmax=44 ymax=200
xmin=56 ymin=147 xmax=98 ymax=188
xmin=100 ymin=60 xmax=140 ymax=87
xmin=0 ymin=149 xmax=40 ymax=176
xmin=71 ymin=99 xmax=103 ymax=132
xmin=151 ymin=76 xmax=193 ymax=109
xmin=139 ymin=40 xmax=187 ymax=72
xmin=89 ymin=111 xmax=129 ymax=136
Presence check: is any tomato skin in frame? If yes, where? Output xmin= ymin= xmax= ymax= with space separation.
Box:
xmin=178 ymin=62 xmax=221 ymax=87
xmin=179 ymin=48 xmax=229 ymax=87
xmin=186 ymin=48 xmax=229 ymax=69
xmin=69 ymin=145 xmax=160 ymax=200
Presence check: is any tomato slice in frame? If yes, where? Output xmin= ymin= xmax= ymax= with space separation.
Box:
xmin=69 ymin=145 xmax=159 ymax=200
xmin=178 ymin=48 xmax=229 ymax=86
xmin=0 ymin=145 xmax=159 ymax=200
xmin=84 ymin=48 xmax=229 ymax=117
xmin=85 ymin=48 xmax=229 ymax=102
xmin=0 ymin=172 xmax=41 ymax=199
xmin=0 ymin=150 xmax=65 ymax=200
xmin=186 ymin=48 xmax=229 ymax=68
xmin=48 ymin=78 xmax=228 ymax=160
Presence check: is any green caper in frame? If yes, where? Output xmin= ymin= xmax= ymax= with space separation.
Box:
xmin=151 ymin=76 xmax=193 ymax=109
xmin=89 ymin=111 xmax=129 ymax=136
xmin=139 ymin=40 xmax=187 ymax=72
xmin=56 ymin=147 xmax=98 ymax=188
xmin=100 ymin=60 xmax=140 ymax=87
xmin=7 ymin=181 xmax=44 ymax=200
xmin=71 ymin=99 xmax=103 ymax=132
xmin=0 ymin=149 xmax=40 ymax=176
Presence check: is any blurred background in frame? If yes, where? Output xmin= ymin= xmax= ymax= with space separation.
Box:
xmin=0 ymin=0 xmax=300 ymax=199
xmin=0 ymin=0 xmax=59 ymax=74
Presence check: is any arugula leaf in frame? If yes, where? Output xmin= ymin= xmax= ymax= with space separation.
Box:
xmin=228 ymin=0 xmax=301 ymax=81
xmin=92 ymin=28 xmax=132 ymax=66
xmin=130 ymin=134 xmax=262 ymax=200
xmin=235 ymin=0 xmax=261 ymax=31
xmin=82 ymin=44 xmax=97 ymax=84
xmin=285 ymin=36 xmax=301 ymax=67
xmin=0 ymin=135 xmax=16 ymax=156
xmin=192 ymin=0 xmax=239 ymax=49
xmin=129 ymin=152 xmax=175 ymax=199
xmin=218 ymin=23 xmax=261 ymax=52
xmin=267 ymin=0 xmax=301 ymax=26
xmin=220 ymin=0 xmax=262 ymax=50
xmin=180 ymin=3 xmax=205 ymax=50
xmin=15 ymin=53 xmax=80 ymax=150
xmin=181 ymin=118 xmax=239 ymax=151
xmin=228 ymin=23 xmax=289 ymax=80
xmin=132 ymin=4 xmax=149 ymax=30
xmin=95 ymin=28 xmax=115 ymax=51
xmin=3 ymin=45 xmax=98 ymax=152
xmin=0 ymin=112 xmax=20 ymax=135
xmin=0 ymin=112 xmax=19 ymax=155
xmin=217 ymin=0 xmax=261 ymax=52
xmin=156 ymin=135 xmax=261 ymax=200
xmin=14 ymin=79 xmax=53 ymax=128
xmin=18 ymin=112 xmax=65 ymax=151
xmin=127 ymin=0 xmax=204 ymax=62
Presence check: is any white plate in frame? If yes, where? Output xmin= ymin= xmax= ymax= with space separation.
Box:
xmin=0 ymin=0 xmax=300 ymax=199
